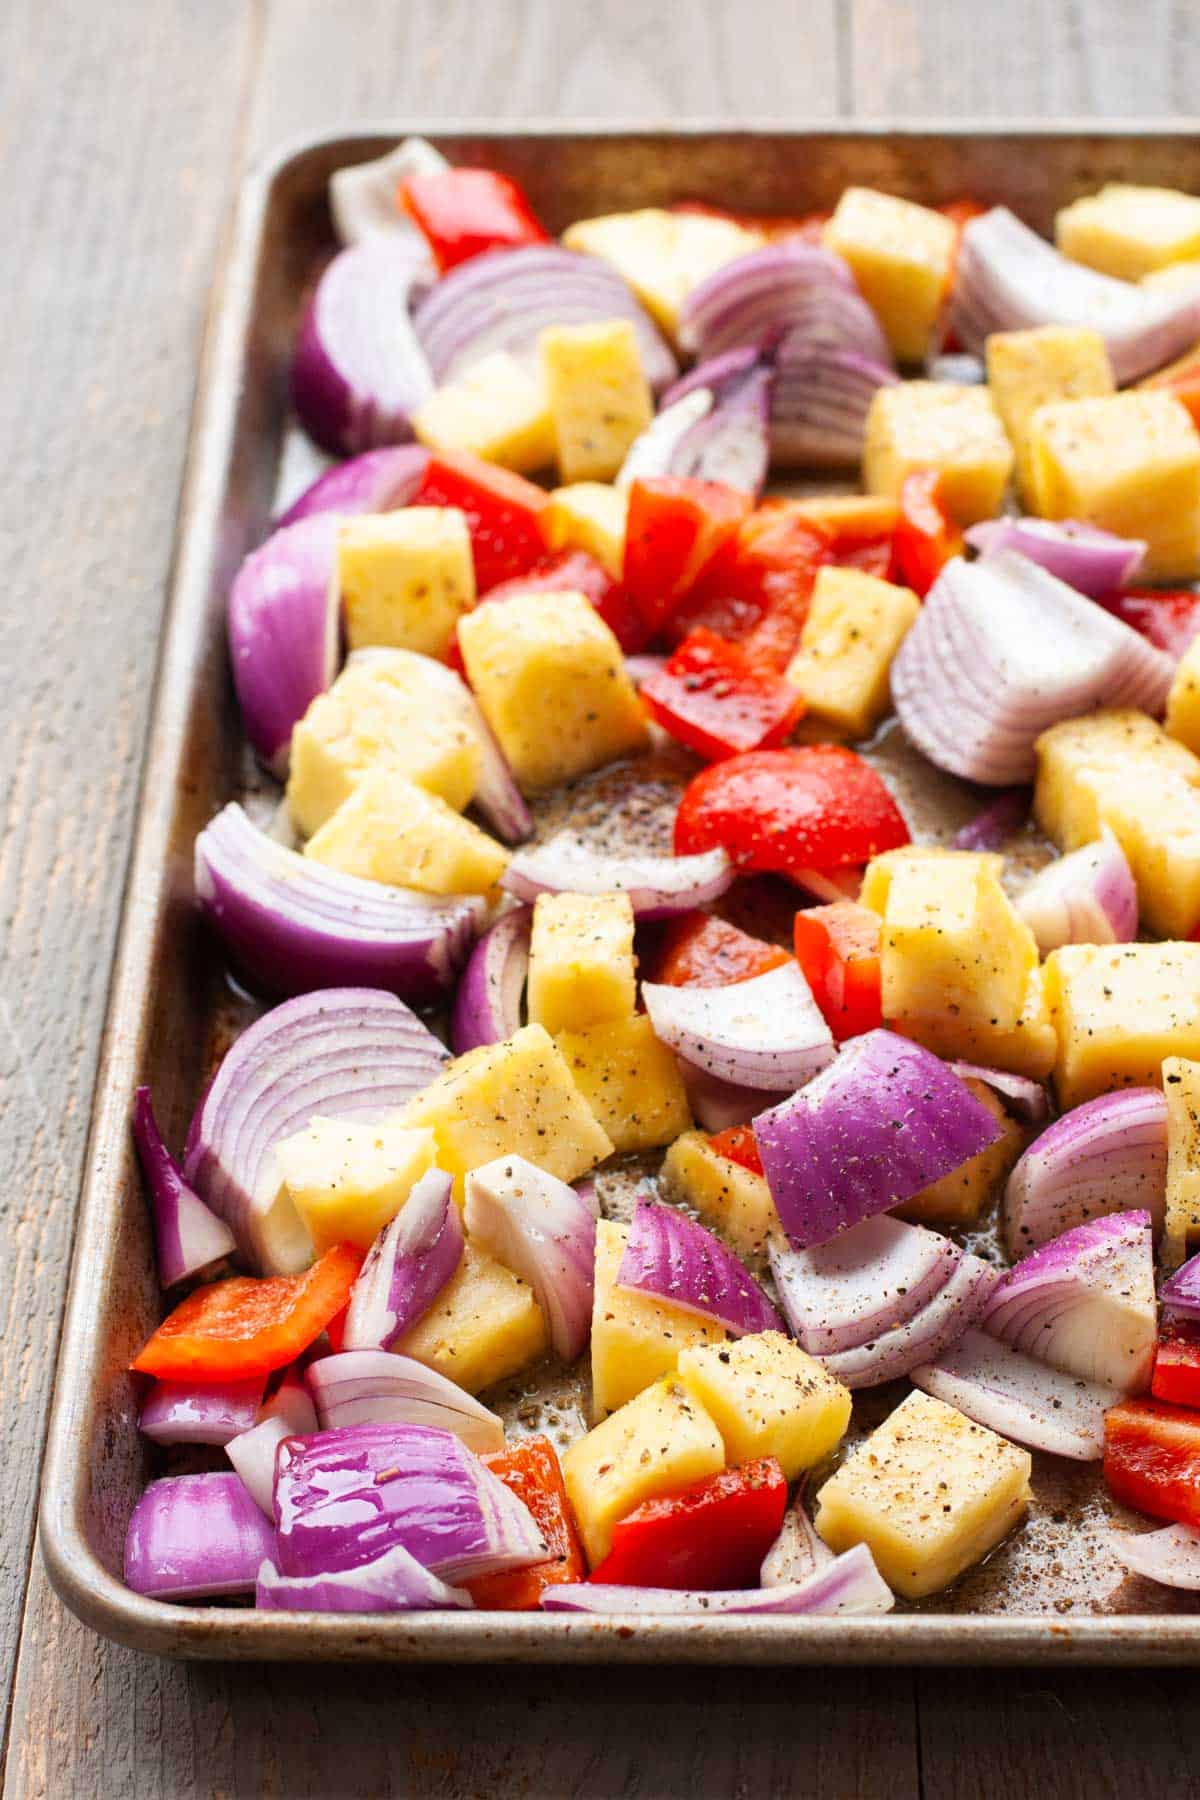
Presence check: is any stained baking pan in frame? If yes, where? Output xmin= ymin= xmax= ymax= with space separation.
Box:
xmin=38 ymin=121 xmax=1200 ymax=1663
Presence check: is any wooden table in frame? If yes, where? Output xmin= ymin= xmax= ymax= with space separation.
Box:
xmin=4 ymin=1 xmax=1200 ymax=1792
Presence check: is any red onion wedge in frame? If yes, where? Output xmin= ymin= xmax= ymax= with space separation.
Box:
xmin=617 ymin=1198 xmax=782 ymax=1336
xmin=965 ymin=516 xmax=1146 ymax=599
xmin=911 ymin=1330 xmax=1119 ymax=1461
xmin=464 ymin=1154 xmax=595 ymax=1362
xmin=183 ymin=988 xmax=449 ymax=1276
xmin=450 ymin=907 xmax=530 ymax=1055
xmin=227 ymin=512 xmax=340 ymax=777
xmin=812 ymin=1252 xmax=999 ymax=1390
xmin=679 ymin=1063 xmax=788 ymax=1133
xmin=767 ymin=1215 xmax=963 ymax=1357
xmin=981 ymin=1209 xmax=1157 ymax=1393
xmin=769 ymin=344 xmax=899 ymax=469
xmin=951 ymin=787 xmax=1030 ymax=852
xmin=329 ymin=136 xmax=447 ymax=250
xmin=926 ymin=352 xmax=986 ymax=383
xmin=1159 ymin=1250 xmax=1200 ymax=1323
xmin=617 ymin=389 xmax=713 ymax=490
xmin=648 ymin=350 xmax=772 ymax=494
xmin=342 ymin=1167 xmax=463 ymax=1352
xmin=139 ymin=1377 xmax=263 ymax=1447
xmin=256 ymin=1545 xmax=473 ymax=1613
xmin=306 ymin=1351 xmax=503 ymax=1453
xmin=753 ymin=1030 xmax=1003 ymax=1251
xmin=274 ymin=1424 xmax=547 ymax=1582
xmin=677 ymin=243 xmax=891 ymax=367
xmin=227 ymin=1370 xmax=318 ymax=1516
xmin=503 ymin=834 xmax=732 ymax=921
xmin=1015 ymin=830 xmax=1138 ymax=954
xmin=291 ymin=237 xmax=434 ymax=456
xmin=760 ymin=1494 xmax=835 ymax=1587
xmin=790 ymin=865 xmax=864 ymax=905
xmin=1003 ymin=1088 xmax=1168 ymax=1258
xmin=891 ymin=550 xmax=1173 ymax=786
xmin=643 ymin=961 xmax=834 ymax=1095
xmin=949 ymin=1063 xmax=1048 ymax=1126
xmin=131 ymin=1086 xmax=235 ymax=1289
xmin=949 ymin=206 xmax=1200 ymax=383
xmin=413 ymin=245 xmax=677 ymax=391
xmin=542 ymin=1544 xmax=893 ymax=1617
xmin=124 ymin=1472 xmax=276 ymax=1601
xmin=275 ymin=445 xmax=429 ymax=529
xmin=195 ymin=804 xmax=484 ymax=1002
xmin=1109 ymin=1523 xmax=1200 ymax=1590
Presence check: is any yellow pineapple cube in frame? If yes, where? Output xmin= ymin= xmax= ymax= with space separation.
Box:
xmin=678 ymin=1331 xmax=851 ymax=1482
xmin=782 ymin=494 xmax=900 ymax=537
xmin=1028 ymin=392 xmax=1200 ymax=581
xmin=984 ymin=325 xmax=1115 ymax=506
xmin=539 ymin=320 xmax=654 ymax=483
xmin=659 ymin=1131 xmax=779 ymax=1258
xmin=411 ymin=351 xmax=554 ymax=475
xmin=1044 ymin=942 xmax=1200 ymax=1109
xmin=544 ymin=482 xmax=629 ymax=577
xmin=590 ymin=1219 xmax=725 ymax=1419
xmin=823 ymin=187 xmax=956 ymax=363
xmin=894 ymin=1081 xmax=1025 ymax=1228
xmin=527 ymin=891 xmax=636 ymax=1035
xmin=863 ymin=382 xmax=1014 ymax=525
xmin=1142 ymin=260 xmax=1200 ymax=294
xmin=285 ymin=661 xmax=480 ymax=838
xmin=784 ymin=565 xmax=919 ymax=739
xmin=1056 ymin=184 xmax=1200 ymax=281
xmin=457 ymin=588 xmax=648 ymax=791
xmin=815 ymin=1389 xmax=1031 ymax=1599
xmin=554 ymin=1015 xmax=691 ymax=1154
xmin=273 ymin=1118 xmax=437 ymax=1254
xmin=563 ymin=208 xmax=763 ymax=340
xmin=1163 ymin=1056 xmax=1200 ymax=1267
xmin=304 ymin=769 xmax=508 ymax=895
xmin=394 ymin=1238 xmax=547 ymax=1394
xmin=336 ymin=507 xmax=475 ymax=658
xmin=1166 ymin=635 xmax=1200 ymax=754
xmin=894 ymin=966 xmax=1057 ymax=1082
xmin=399 ymin=1023 xmax=613 ymax=1195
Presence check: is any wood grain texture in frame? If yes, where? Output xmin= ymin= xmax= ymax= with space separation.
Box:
xmin=4 ymin=1 xmax=1200 ymax=1796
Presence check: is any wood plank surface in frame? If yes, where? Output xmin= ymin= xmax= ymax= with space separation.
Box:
xmin=2 ymin=2 xmax=1198 ymax=1796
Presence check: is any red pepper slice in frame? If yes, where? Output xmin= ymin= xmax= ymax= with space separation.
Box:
xmin=707 ymin=1125 xmax=765 ymax=1177
xmin=465 ymin=1436 xmax=585 ymax=1610
xmin=1104 ymin=1397 xmax=1200 ymax=1528
xmin=641 ymin=627 xmax=805 ymax=760
xmin=1099 ymin=588 xmax=1200 ymax=661
xmin=452 ymin=548 xmax=646 ymax=659
xmin=589 ymin=1458 xmax=787 ymax=1589
xmin=623 ymin=478 xmax=752 ymax=639
xmin=414 ymin=451 xmax=553 ymax=594
xmin=675 ymin=508 xmax=831 ymax=671
xmin=652 ymin=911 xmax=792 ymax=989
xmin=1152 ymin=1320 xmax=1200 ymax=1408
xmin=892 ymin=470 xmax=964 ymax=597
xmin=674 ymin=745 xmax=910 ymax=879
xmin=793 ymin=900 xmax=884 ymax=1040
xmin=131 ymin=1245 xmax=363 ymax=1382
xmin=400 ymin=169 xmax=549 ymax=273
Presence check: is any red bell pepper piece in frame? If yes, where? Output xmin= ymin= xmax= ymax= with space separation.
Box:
xmin=131 ymin=1244 xmax=363 ymax=1382
xmin=414 ymin=451 xmax=553 ymax=594
xmin=1100 ymin=588 xmax=1200 ymax=661
xmin=465 ymin=1436 xmax=585 ymax=1610
xmin=707 ymin=1124 xmax=765 ymax=1177
xmin=399 ymin=168 xmax=549 ymax=273
xmin=641 ymin=627 xmax=805 ymax=760
xmin=455 ymin=548 xmax=647 ymax=657
xmin=1152 ymin=1320 xmax=1200 ymax=1408
xmin=589 ymin=1458 xmax=787 ymax=1589
xmin=1104 ymin=1397 xmax=1200 ymax=1527
xmin=892 ymin=470 xmax=964 ymax=597
xmin=653 ymin=911 xmax=792 ymax=989
xmin=675 ymin=508 xmax=831 ymax=671
xmin=674 ymin=745 xmax=910 ymax=879
xmin=793 ymin=900 xmax=884 ymax=1040
xmin=623 ymin=478 xmax=752 ymax=639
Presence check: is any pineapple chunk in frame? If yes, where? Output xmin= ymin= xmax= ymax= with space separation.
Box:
xmin=1166 ymin=634 xmax=1200 ymax=754
xmin=1163 ymin=1056 xmax=1200 ymax=1267
xmin=1027 ymin=392 xmax=1200 ymax=581
xmin=1056 ymin=184 xmax=1200 ymax=282
xmin=984 ymin=325 xmax=1115 ymax=507
xmin=590 ymin=1219 xmax=725 ymax=1419
xmin=304 ymin=768 xmax=508 ymax=895
xmin=823 ymin=187 xmax=956 ymax=363
xmin=1142 ymin=260 xmax=1200 ymax=294
xmin=411 ymin=351 xmax=555 ymax=475
xmin=893 ymin=966 xmax=1057 ymax=1082
xmin=544 ymin=482 xmax=629 ymax=578
xmin=336 ymin=507 xmax=475 ymax=658
xmin=562 ymin=1374 xmax=725 ymax=1566
xmin=539 ymin=320 xmax=654 ymax=483
xmin=273 ymin=1119 xmax=437 ymax=1254
xmin=394 ymin=1238 xmax=547 ymax=1394
xmin=895 ymin=1081 xmax=1025 ymax=1227
xmin=527 ymin=891 xmax=636 ymax=1035
xmin=815 ymin=1389 xmax=1031 ymax=1599
xmin=286 ymin=661 xmax=480 ymax=838
xmin=562 ymin=208 xmax=762 ymax=340
xmin=784 ymin=565 xmax=919 ymax=739
xmin=399 ymin=1023 xmax=613 ymax=1196
xmin=1044 ymin=942 xmax=1200 ymax=1109
xmin=554 ymin=1015 xmax=691 ymax=1154
xmin=678 ymin=1331 xmax=851 ymax=1482
xmin=863 ymin=382 xmax=1014 ymax=526
xmin=782 ymin=494 xmax=900 ymax=537
xmin=457 ymin=588 xmax=648 ymax=791
xmin=659 ymin=1131 xmax=779 ymax=1258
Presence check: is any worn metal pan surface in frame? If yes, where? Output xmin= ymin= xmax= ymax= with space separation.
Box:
xmin=38 ymin=122 xmax=1200 ymax=1663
